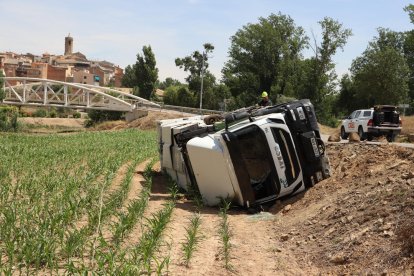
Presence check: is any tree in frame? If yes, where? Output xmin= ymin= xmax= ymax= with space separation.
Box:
xmin=135 ymin=45 xmax=159 ymax=99
xmin=222 ymin=13 xmax=308 ymax=106
xmin=350 ymin=29 xmax=409 ymax=107
xmin=404 ymin=4 xmax=414 ymax=24
xmin=163 ymin=85 xmax=196 ymax=107
xmin=121 ymin=64 xmax=136 ymax=88
xmin=175 ymin=43 xmax=215 ymax=92
xmin=298 ymin=17 xmax=352 ymax=121
xmin=158 ymin=77 xmax=182 ymax=90
xmin=337 ymin=74 xmax=357 ymax=115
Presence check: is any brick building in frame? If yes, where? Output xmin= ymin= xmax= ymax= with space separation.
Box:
xmin=1 ymin=36 xmax=124 ymax=87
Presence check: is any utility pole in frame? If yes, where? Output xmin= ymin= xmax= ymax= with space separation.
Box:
xmin=199 ymin=50 xmax=206 ymax=113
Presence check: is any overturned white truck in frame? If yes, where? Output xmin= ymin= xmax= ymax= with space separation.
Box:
xmin=157 ymin=99 xmax=331 ymax=207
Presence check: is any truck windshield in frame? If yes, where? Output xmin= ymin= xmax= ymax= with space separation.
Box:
xmin=226 ymin=125 xmax=279 ymax=204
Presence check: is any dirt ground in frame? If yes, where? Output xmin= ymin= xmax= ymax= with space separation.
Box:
xmin=18 ymin=117 xmax=86 ymax=128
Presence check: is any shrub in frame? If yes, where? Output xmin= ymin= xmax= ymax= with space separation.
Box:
xmin=73 ymin=112 xmax=81 ymax=119
xmin=49 ymin=107 xmax=57 ymax=118
xmin=0 ymin=106 xmax=19 ymax=131
xmin=33 ymin=109 xmax=47 ymax=118
xmin=86 ymin=109 xmax=124 ymax=126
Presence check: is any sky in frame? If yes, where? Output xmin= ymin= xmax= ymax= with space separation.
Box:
xmin=1 ymin=0 xmax=413 ymax=82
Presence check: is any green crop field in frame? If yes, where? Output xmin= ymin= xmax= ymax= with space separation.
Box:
xmin=0 ymin=129 xmax=179 ymax=274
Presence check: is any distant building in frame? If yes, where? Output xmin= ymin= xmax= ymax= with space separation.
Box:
xmin=73 ymin=69 xmax=95 ymax=85
xmin=65 ymin=34 xmax=73 ymax=56
xmin=1 ymin=35 xmax=123 ymax=87
xmin=47 ymin=65 xmax=67 ymax=82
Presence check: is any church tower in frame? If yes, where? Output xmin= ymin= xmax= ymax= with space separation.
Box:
xmin=64 ymin=34 xmax=73 ymax=56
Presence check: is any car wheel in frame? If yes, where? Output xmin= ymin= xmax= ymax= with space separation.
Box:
xmin=340 ymin=127 xmax=349 ymax=140
xmin=358 ymin=126 xmax=366 ymax=141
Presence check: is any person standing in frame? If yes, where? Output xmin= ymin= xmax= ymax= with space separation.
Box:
xmin=258 ymin=91 xmax=273 ymax=107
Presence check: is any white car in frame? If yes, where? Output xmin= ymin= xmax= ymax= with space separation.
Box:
xmin=341 ymin=106 xmax=402 ymax=142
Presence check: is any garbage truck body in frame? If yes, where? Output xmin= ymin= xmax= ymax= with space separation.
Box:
xmin=157 ymin=99 xmax=331 ymax=207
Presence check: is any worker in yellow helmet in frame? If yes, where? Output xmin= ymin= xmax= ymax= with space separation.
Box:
xmin=258 ymin=91 xmax=273 ymax=107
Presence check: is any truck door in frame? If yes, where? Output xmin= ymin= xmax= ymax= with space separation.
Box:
xmin=347 ymin=111 xmax=360 ymax=133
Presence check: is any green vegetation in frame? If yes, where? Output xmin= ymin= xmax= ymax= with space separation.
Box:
xmin=0 ymin=106 xmax=19 ymax=131
xmin=218 ymin=198 xmax=232 ymax=270
xmin=0 ymin=129 xmax=169 ymax=274
xmin=122 ymin=45 xmax=159 ymax=100
xmin=85 ymin=109 xmax=124 ymax=126
xmin=181 ymin=213 xmax=202 ymax=267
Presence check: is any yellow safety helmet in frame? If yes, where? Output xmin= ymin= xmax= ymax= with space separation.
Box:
xmin=261 ymin=91 xmax=268 ymax=98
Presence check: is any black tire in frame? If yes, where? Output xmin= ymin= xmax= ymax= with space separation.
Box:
xmin=340 ymin=126 xmax=349 ymax=140
xmin=358 ymin=126 xmax=366 ymax=141
xmin=367 ymin=134 xmax=373 ymax=141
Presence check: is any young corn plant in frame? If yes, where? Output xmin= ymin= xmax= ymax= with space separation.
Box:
xmin=111 ymin=161 xmax=155 ymax=246
xmin=0 ymin=130 xmax=158 ymax=274
xmin=132 ymin=201 xmax=175 ymax=274
xmin=181 ymin=213 xmax=202 ymax=267
xmin=219 ymin=198 xmax=233 ymax=270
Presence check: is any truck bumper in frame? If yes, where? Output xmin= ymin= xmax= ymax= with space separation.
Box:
xmin=367 ymin=126 xmax=401 ymax=136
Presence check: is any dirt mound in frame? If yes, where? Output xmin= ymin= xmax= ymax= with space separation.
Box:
xmin=272 ymin=143 xmax=414 ymax=274
xmin=127 ymin=110 xmax=191 ymax=130
xmin=92 ymin=110 xmax=192 ymax=131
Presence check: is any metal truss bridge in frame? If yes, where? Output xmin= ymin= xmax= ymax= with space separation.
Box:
xmin=1 ymin=77 xmax=160 ymax=112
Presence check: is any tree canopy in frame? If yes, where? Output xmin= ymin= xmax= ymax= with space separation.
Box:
xmin=175 ymin=43 xmax=215 ymax=92
xmin=222 ymin=13 xmax=308 ymax=106
xmin=121 ymin=46 xmax=159 ymax=100
xmin=349 ymin=28 xmax=409 ymax=107
xmin=135 ymin=46 xmax=159 ymax=100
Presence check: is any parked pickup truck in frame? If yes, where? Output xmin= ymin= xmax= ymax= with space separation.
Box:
xmin=157 ymin=99 xmax=331 ymax=207
xmin=340 ymin=105 xmax=402 ymax=142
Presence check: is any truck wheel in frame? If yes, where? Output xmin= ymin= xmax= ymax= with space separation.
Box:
xmin=340 ymin=127 xmax=349 ymax=140
xmin=358 ymin=126 xmax=366 ymax=141
xmin=367 ymin=134 xmax=373 ymax=141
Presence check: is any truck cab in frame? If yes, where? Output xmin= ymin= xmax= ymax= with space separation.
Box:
xmin=157 ymin=99 xmax=331 ymax=207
